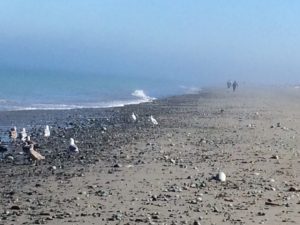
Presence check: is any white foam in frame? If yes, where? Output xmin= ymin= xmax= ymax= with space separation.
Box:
xmin=0 ymin=89 xmax=156 ymax=111
xmin=131 ymin=90 xmax=156 ymax=102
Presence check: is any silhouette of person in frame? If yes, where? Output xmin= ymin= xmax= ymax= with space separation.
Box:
xmin=232 ymin=81 xmax=238 ymax=92
xmin=227 ymin=80 xmax=232 ymax=89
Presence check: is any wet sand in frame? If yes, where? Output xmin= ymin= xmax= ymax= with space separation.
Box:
xmin=0 ymin=87 xmax=299 ymax=225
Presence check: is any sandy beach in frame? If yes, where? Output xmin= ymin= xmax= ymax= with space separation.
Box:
xmin=0 ymin=87 xmax=299 ymax=225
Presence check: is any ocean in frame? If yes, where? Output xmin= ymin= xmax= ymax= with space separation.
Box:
xmin=0 ymin=69 xmax=201 ymax=111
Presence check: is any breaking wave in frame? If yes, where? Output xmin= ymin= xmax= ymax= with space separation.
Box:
xmin=131 ymin=89 xmax=156 ymax=101
xmin=0 ymin=89 xmax=156 ymax=111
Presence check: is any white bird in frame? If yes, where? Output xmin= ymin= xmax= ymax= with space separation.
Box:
xmin=20 ymin=128 xmax=27 ymax=142
xmin=44 ymin=125 xmax=50 ymax=137
xmin=131 ymin=112 xmax=137 ymax=121
xmin=69 ymin=138 xmax=79 ymax=153
xmin=150 ymin=115 xmax=158 ymax=125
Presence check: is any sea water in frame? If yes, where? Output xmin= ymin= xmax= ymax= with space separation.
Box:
xmin=0 ymin=69 xmax=201 ymax=111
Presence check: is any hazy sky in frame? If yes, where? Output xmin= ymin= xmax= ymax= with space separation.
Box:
xmin=0 ymin=1 xmax=299 ymax=84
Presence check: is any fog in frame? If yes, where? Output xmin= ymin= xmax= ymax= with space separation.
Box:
xmin=0 ymin=1 xmax=300 ymax=85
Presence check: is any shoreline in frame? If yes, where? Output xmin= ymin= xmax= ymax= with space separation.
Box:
xmin=0 ymin=87 xmax=300 ymax=225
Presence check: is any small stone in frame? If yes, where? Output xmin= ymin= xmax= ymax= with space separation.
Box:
xmin=6 ymin=156 xmax=14 ymax=161
xmin=113 ymin=164 xmax=122 ymax=168
xmin=193 ymin=220 xmax=201 ymax=225
xmin=271 ymin=155 xmax=279 ymax=160
xmin=288 ymin=187 xmax=299 ymax=192
xmin=217 ymin=172 xmax=226 ymax=182
xmin=10 ymin=205 xmax=21 ymax=210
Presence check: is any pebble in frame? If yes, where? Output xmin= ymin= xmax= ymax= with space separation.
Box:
xmin=217 ymin=171 xmax=226 ymax=182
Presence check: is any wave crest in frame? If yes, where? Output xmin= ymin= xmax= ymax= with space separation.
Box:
xmin=131 ymin=90 xmax=156 ymax=102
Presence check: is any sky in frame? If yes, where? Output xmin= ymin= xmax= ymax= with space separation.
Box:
xmin=0 ymin=0 xmax=300 ymax=85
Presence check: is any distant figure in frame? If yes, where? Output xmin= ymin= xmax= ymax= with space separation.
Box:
xmin=227 ymin=80 xmax=232 ymax=89
xmin=232 ymin=81 xmax=238 ymax=92
xmin=44 ymin=125 xmax=50 ymax=137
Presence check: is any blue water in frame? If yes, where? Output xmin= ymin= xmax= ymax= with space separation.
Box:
xmin=0 ymin=69 xmax=200 ymax=111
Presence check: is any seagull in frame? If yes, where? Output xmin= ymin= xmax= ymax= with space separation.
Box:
xmin=20 ymin=128 xmax=27 ymax=142
xmin=131 ymin=112 xmax=137 ymax=121
xmin=28 ymin=144 xmax=45 ymax=163
xmin=44 ymin=125 xmax=50 ymax=137
xmin=22 ymin=141 xmax=44 ymax=165
xmin=150 ymin=115 xmax=158 ymax=125
xmin=9 ymin=126 xmax=17 ymax=140
xmin=69 ymin=138 xmax=79 ymax=153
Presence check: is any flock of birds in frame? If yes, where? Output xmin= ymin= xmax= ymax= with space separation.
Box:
xmin=0 ymin=113 xmax=158 ymax=165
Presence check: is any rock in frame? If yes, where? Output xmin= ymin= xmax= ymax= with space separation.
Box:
xmin=271 ymin=155 xmax=279 ymax=159
xmin=217 ymin=172 xmax=226 ymax=182
xmin=10 ymin=205 xmax=21 ymax=210
xmin=113 ymin=163 xmax=122 ymax=168
xmin=193 ymin=220 xmax=201 ymax=225
xmin=288 ymin=187 xmax=299 ymax=192
xmin=6 ymin=155 xmax=14 ymax=161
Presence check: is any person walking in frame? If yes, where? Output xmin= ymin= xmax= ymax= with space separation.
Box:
xmin=227 ymin=80 xmax=232 ymax=89
xmin=232 ymin=81 xmax=238 ymax=92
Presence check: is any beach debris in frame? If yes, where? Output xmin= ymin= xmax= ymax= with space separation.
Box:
xmin=20 ymin=128 xmax=27 ymax=142
xmin=101 ymin=126 xmax=107 ymax=133
xmin=150 ymin=115 xmax=158 ymax=125
xmin=216 ymin=171 xmax=226 ymax=182
xmin=51 ymin=165 xmax=57 ymax=170
xmin=44 ymin=125 xmax=50 ymax=137
xmin=131 ymin=112 xmax=137 ymax=121
xmin=69 ymin=138 xmax=79 ymax=153
xmin=247 ymin=123 xmax=255 ymax=128
xmin=9 ymin=126 xmax=17 ymax=140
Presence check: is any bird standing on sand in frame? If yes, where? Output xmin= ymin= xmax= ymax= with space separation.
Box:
xmin=69 ymin=138 xmax=79 ymax=153
xmin=20 ymin=128 xmax=27 ymax=142
xmin=150 ymin=115 xmax=158 ymax=125
xmin=44 ymin=125 xmax=50 ymax=137
xmin=9 ymin=126 xmax=17 ymax=140
xmin=28 ymin=144 xmax=45 ymax=163
xmin=131 ymin=112 xmax=137 ymax=121
xmin=22 ymin=141 xmax=45 ymax=165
